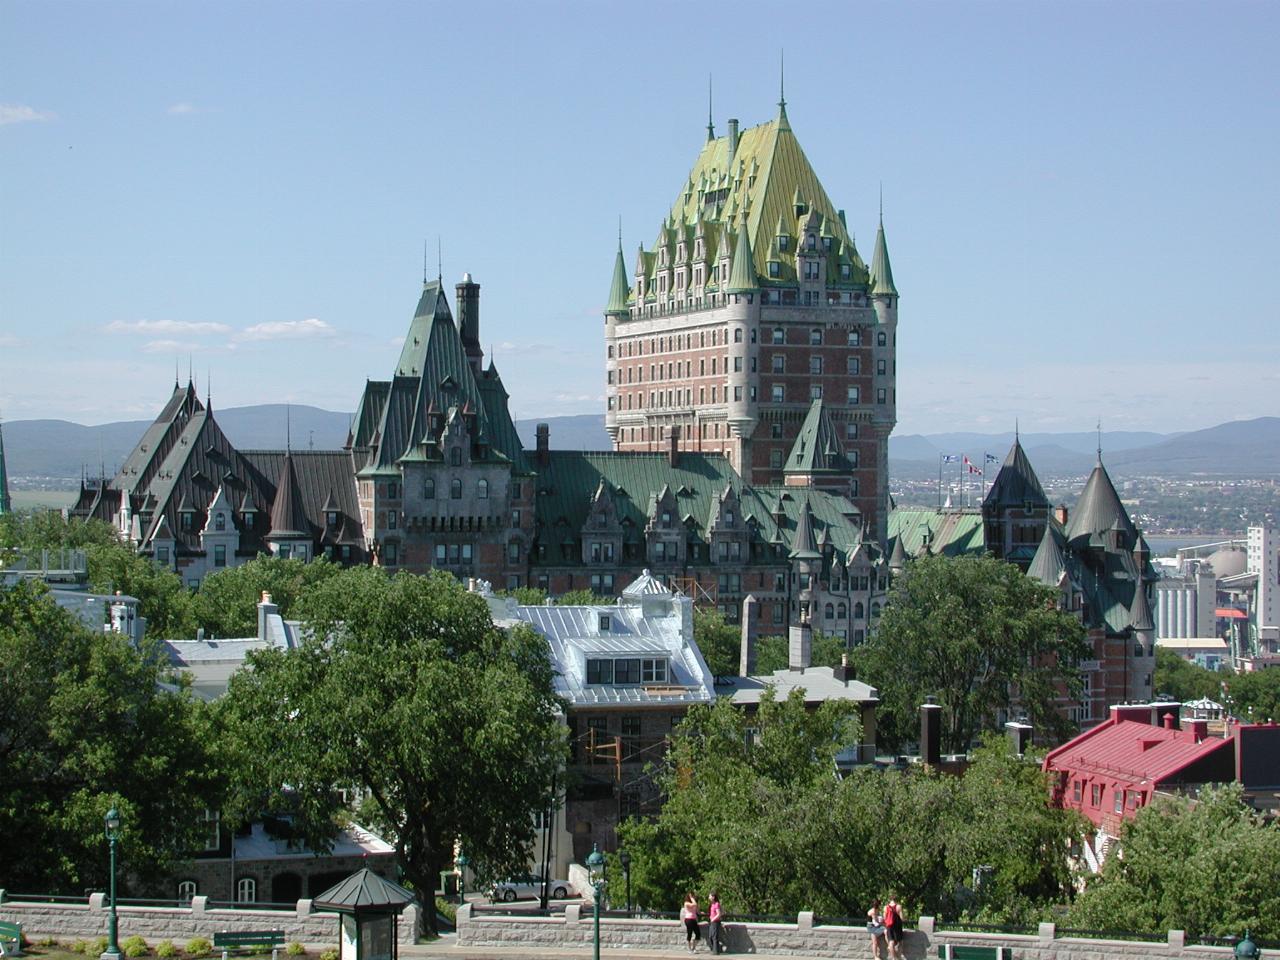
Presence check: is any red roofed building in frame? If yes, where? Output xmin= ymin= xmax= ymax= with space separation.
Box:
xmin=1043 ymin=702 xmax=1280 ymax=871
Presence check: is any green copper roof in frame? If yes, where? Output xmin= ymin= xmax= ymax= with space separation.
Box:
xmin=788 ymin=499 xmax=821 ymax=559
xmin=982 ymin=438 xmax=1048 ymax=510
xmin=1028 ymin=523 xmax=1069 ymax=587
xmin=396 ymin=281 xmax=450 ymax=378
xmin=888 ymin=508 xmax=985 ymax=558
xmin=0 ymin=418 xmax=11 ymax=515
xmin=870 ymin=219 xmax=897 ymax=296
xmin=785 ymin=400 xmax=855 ymax=474
xmin=606 ymin=243 xmax=630 ymax=315
xmin=725 ymin=220 xmax=758 ymax=293
xmin=651 ymin=114 xmax=869 ymax=288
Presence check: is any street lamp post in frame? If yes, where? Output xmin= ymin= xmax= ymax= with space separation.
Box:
xmin=102 ymin=808 xmax=122 ymax=960
xmin=618 ymin=849 xmax=632 ymax=917
xmin=455 ymin=851 xmax=469 ymax=906
xmin=586 ymin=844 xmax=606 ymax=960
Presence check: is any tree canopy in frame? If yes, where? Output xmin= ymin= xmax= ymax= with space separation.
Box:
xmin=216 ymin=567 xmax=567 ymax=934
xmin=616 ymin=694 xmax=1079 ymax=922
xmin=190 ymin=554 xmax=340 ymax=637
xmin=0 ymin=580 xmax=217 ymax=894
xmin=1069 ymin=783 xmax=1280 ymax=940
xmin=853 ymin=555 xmax=1091 ymax=752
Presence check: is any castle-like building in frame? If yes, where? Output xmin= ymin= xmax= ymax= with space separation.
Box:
xmin=603 ymin=96 xmax=897 ymax=547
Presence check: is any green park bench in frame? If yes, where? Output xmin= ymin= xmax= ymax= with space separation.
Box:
xmin=213 ymin=930 xmax=285 ymax=960
xmin=937 ymin=946 xmax=1013 ymax=960
xmin=0 ymin=921 xmax=23 ymax=958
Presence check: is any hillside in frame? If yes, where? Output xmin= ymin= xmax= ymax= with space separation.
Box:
xmin=4 ymin=408 xmax=1275 ymax=482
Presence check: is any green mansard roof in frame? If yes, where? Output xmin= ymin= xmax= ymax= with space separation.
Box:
xmin=636 ymin=112 xmax=870 ymax=295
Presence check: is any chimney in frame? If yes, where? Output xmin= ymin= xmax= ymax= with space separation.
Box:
xmin=536 ymin=423 xmax=550 ymax=468
xmin=727 ymin=118 xmax=739 ymax=157
xmin=257 ymin=590 xmax=279 ymax=643
xmin=1187 ymin=718 xmax=1209 ymax=742
xmin=788 ymin=620 xmax=812 ymax=671
xmin=920 ymin=697 xmax=942 ymax=766
xmin=668 ymin=424 xmax=681 ymax=466
xmin=739 ymin=594 xmax=758 ymax=676
xmin=832 ymin=652 xmax=854 ymax=685
xmin=1154 ymin=702 xmax=1180 ymax=730
xmin=1054 ymin=504 xmax=1069 ymax=526
xmin=1162 ymin=711 xmax=1177 ymax=730
xmin=456 ymin=274 xmax=483 ymax=372
xmin=1005 ymin=718 xmax=1033 ymax=756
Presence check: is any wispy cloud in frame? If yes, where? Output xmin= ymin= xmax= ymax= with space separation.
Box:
xmin=0 ymin=334 xmax=24 ymax=348
xmin=0 ymin=104 xmax=56 ymax=126
xmin=141 ymin=339 xmax=202 ymax=355
xmin=235 ymin=318 xmax=335 ymax=342
xmin=166 ymin=102 xmax=199 ymax=116
xmin=106 ymin=318 xmax=231 ymax=336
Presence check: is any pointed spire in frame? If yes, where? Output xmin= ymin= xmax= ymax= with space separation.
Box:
xmin=606 ymin=233 xmax=631 ymax=315
xmin=871 ymin=213 xmax=897 ymax=296
xmin=0 ymin=415 xmax=11 ymax=515
xmin=706 ymin=75 xmax=715 ymax=142
xmin=777 ymin=50 xmax=789 ymax=129
xmin=268 ymin=451 xmax=309 ymax=538
xmin=725 ymin=219 xmax=758 ymax=293
xmin=788 ymin=497 xmax=821 ymax=560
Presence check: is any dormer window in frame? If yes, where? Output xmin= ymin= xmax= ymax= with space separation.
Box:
xmin=586 ymin=657 xmax=668 ymax=685
xmin=214 ymin=513 xmax=226 ymax=531
xmin=181 ymin=511 xmax=194 ymax=531
xmin=778 ymin=235 xmax=790 ymax=252
xmin=243 ymin=508 xmax=256 ymax=526
xmin=767 ymin=261 xmax=781 ymax=278
xmin=822 ymin=237 xmax=833 ymax=252
xmin=807 ymin=234 xmax=817 ymax=251
xmin=450 ymin=447 xmax=462 ymax=466
xmin=326 ymin=511 xmax=339 ymax=528
xmin=661 ymin=511 xmax=671 ymax=524
xmin=840 ymin=263 xmax=851 ymax=279
xmin=726 ymin=510 xmax=735 ymax=525
xmin=599 ymin=613 xmax=611 ymax=632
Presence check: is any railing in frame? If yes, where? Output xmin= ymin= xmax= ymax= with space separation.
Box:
xmin=935 ymin=920 xmax=1039 ymax=935
xmin=116 ymin=897 xmax=189 ymax=908
xmin=205 ymin=900 xmax=300 ymax=911
xmin=1055 ymin=927 xmax=1171 ymax=942
xmin=1 ymin=893 xmax=88 ymax=904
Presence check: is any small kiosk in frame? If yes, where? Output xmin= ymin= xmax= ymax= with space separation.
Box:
xmin=313 ymin=869 xmax=417 ymax=960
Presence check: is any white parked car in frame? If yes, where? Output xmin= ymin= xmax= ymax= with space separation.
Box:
xmin=490 ymin=873 xmax=576 ymax=901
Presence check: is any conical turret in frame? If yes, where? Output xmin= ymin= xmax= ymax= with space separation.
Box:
xmin=871 ymin=217 xmax=897 ymax=296
xmin=606 ymin=241 xmax=630 ymax=316
xmin=0 ymin=417 xmax=11 ymax=515
xmin=725 ymin=220 xmax=757 ymax=293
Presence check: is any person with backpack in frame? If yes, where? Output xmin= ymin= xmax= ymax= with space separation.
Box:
xmin=882 ymin=895 xmax=905 ymax=960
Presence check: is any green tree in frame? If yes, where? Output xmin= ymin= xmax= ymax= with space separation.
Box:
xmin=0 ymin=511 xmax=119 ymax=557
xmin=190 ymin=554 xmax=339 ymax=637
xmin=86 ymin=541 xmax=193 ymax=638
xmin=553 ymin=588 xmax=610 ymax=605
xmin=1225 ymin=668 xmax=1280 ymax=723
xmin=1153 ymin=647 xmax=1223 ymax=703
xmin=0 ymin=580 xmax=217 ymax=894
xmin=216 ymin=568 xmax=566 ymax=934
xmin=693 ymin=608 xmax=740 ymax=677
xmin=753 ymin=630 xmax=848 ymax=675
xmin=1069 ymin=783 xmax=1280 ymax=939
xmin=853 ymin=555 xmax=1091 ymax=752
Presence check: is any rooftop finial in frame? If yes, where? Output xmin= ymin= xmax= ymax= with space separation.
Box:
xmin=618 ymin=215 xmax=623 ymax=250
xmin=778 ymin=50 xmax=787 ymax=114
xmin=174 ymin=358 xmax=179 ymax=388
xmin=423 ymin=239 xmax=429 ymax=285
xmin=1096 ymin=418 xmax=1103 ymax=463
xmin=1015 ymin=418 xmax=1020 ymax=443
xmin=879 ymin=181 xmax=884 ymax=222
xmin=437 ymin=235 xmax=442 ymax=283
xmin=707 ymin=74 xmax=715 ymax=141
xmin=286 ymin=403 xmax=292 ymax=453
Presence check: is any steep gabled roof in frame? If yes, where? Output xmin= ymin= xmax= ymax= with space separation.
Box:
xmin=983 ymin=438 xmax=1049 ymax=510
xmin=788 ymin=498 xmax=821 ymax=560
xmin=1028 ymin=523 xmax=1070 ymax=587
xmin=113 ymin=380 xmax=203 ymax=496
xmin=1066 ymin=459 xmax=1135 ymax=546
xmin=475 ymin=361 xmax=531 ymax=474
xmin=785 ymin=400 xmax=855 ymax=474
xmin=888 ymin=508 xmax=985 ymax=558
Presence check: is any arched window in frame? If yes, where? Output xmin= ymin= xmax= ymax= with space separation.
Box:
xmin=450 ymin=479 xmax=462 ymax=500
xmin=423 ymin=478 xmax=435 ymax=499
xmin=871 ymin=602 xmax=882 ymax=618
xmin=214 ymin=513 xmax=225 ymax=531
xmin=177 ymin=880 xmax=196 ymax=902
xmin=854 ymin=602 xmax=865 ymax=619
xmin=877 ymin=331 xmax=887 ymax=347
xmin=824 ymin=602 xmax=834 ymax=620
xmin=477 ymin=479 xmax=489 ymax=500
xmin=837 ymin=603 xmax=847 ymax=619
xmin=236 ymin=877 xmax=256 ymax=903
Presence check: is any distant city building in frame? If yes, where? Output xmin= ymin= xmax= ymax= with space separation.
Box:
xmin=1245 ymin=525 xmax=1280 ymax=658
xmin=603 ymin=98 xmax=897 ymax=547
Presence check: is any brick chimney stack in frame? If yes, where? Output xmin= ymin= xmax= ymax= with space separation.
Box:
xmin=668 ymin=424 xmax=681 ymax=466
xmin=536 ymin=423 xmax=550 ymax=468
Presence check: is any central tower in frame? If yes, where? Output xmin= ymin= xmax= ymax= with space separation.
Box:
xmin=603 ymin=98 xmax=898 ymax=546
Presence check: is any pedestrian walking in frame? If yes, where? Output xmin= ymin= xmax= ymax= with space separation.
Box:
xmin=707 ymin=891 xmax=724 ymax=954
xmin=680 ymin=892 xmax=701 ymax=951
xmin=866 ymin=897 xmax=886 ymax=960
xmin=883 ymin=895 xmax=905 ymax=960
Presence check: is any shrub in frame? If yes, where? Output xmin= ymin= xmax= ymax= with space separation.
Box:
xmin=186 ymin=936 xmax=213 ymax=957
xmin=121 ymin=935 xmax=149 ymax=957
xmin=285 ymin=943 xmax=306 ymax=956
xmin=70 ymin=941 xmax=88 ymax=954
xmin=91 ymin=937 xmax=110 ymax=956
xmin=156 ymin=939 xmax=178 ymax=957
xmin=320 ymin=950 xmax=339 ymax=960
xmin=436 ymin=897 xmax=457 ymax=924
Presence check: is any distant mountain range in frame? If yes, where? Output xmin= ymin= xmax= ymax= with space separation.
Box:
xmin=4 ymin=406 xmax=1277 ymax=482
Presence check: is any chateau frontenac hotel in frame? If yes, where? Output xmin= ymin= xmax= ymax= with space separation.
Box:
xmin=74 ymin=97 xmax=898 ymax=643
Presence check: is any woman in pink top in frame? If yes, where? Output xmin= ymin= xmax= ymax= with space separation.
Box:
xmin=707 ymin=891 xmax=723 ymax=954
xmin=680 ymin=892 xmax=701 ymax=951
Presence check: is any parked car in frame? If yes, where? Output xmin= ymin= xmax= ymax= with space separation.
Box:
xmin=490 ymin=873 xmax=576 ymax=901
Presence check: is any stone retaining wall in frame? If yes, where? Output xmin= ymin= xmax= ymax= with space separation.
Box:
xmin=457 ymin=904 xmax=1237 ymax=959
xmin=0 ymin=893 xmax=419 ymax=947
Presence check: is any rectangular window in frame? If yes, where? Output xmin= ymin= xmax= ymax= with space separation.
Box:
xmin=771 ymin=384 xmax=784 ymax=403
xmin=772 ymin=327 xmax=785 ymax=345
xmin=435 ymin=544 xmax=446 ymax=563
xmin=809 ymin=356 xmax=822 ymax=375
xmin=734 ymin=386 xmax=742 ymax=401
xmin=621 ymin=715 xmax=642 ymax=740
xmin=615 ymin=658 xmax=641 ymax=684
xmin=846 ymin=422 xmax=859 ymax=440
xmin=809 ymin=328 xmax=822 ymax=345
xmin=156 ymin=546 xmax=169 ymax=563
xmin=387 ymin=511 xmax=397 ymax=530
xmin=384 ymin=542 xmax=398 ymax=566
xmin=877 ymin=358 xmax=887 ymax=375
xmin=640 ymin=658 xmax=668 ymax=683
xmin=847 ymin=386 xmax=860 ymax=405
xmin=586 ymin=659 xmax=615 ymax=684
xmin=1072 ymin=780 xmax=1083 ymax=803
xmin=213 ymin=544 xmax=226 ymax=567
xmin=810 ymin=385 xmax=822 ymax=400
xmin=462 ymin=543 xmax=473 ymax=562
xmin=767 ymin=261 xmax=780 ymax=278
xmin=508 ymin=542 xmax=520 ymax=562
xmin=1113 ymin=790 xmax=1123 ymax=814
xmin=847 ymin=357 xmax=860 ymax=375
xmin=733 ymin=356 xmax=742 ymax=372
xmin=877 ymin=388 xmax=887 ymax=404
xmin=770 ymin=449 xmax=783 ymax=469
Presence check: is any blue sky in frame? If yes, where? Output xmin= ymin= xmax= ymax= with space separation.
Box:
xmin=2 ymin=0 xmax=1277 ymax=436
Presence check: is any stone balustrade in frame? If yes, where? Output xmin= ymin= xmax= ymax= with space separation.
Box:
xmin=0 ymin=892 xmax=419 ymax=946
xmin=457 ymin=903 xmax=1241 ymax=959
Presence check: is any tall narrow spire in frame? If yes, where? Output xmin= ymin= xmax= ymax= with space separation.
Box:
xmin=606 ymin=230 xmax=631 ymax=316
xmin=706 ymin=75 xmax=715 ymax=141
xmin=870 ymin=214 xmax=897 ymax=296
xmin=1096 ymin=418 xmax=1102 ymax=463
xmin=437 ymin=236 xmax=442 ymax=283
xmin=777 ymin=51 xmax=790 ymax=130
xmin=286 ymin=403 xmax=292 ymax=453
xmin=726 ymin=219 xmax=758 ymax=294
xmin=0 ymin=414 xmax=11 ymax=516
xmin=423 ymin=240 xmax=429 ymax=285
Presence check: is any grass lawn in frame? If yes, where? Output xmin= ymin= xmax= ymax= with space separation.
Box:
xmin=8 ymin=489 xmax=78 ymax=511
